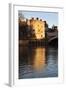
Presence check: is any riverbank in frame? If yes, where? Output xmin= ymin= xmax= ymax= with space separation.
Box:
xmin=19 ymin=39 xmax=47 ymax=47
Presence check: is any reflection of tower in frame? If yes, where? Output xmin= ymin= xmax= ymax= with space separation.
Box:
xmin=30 ymin=17 xmax=45 ymax=39
xmin=33 ymin=48 xmax=46 ymax=71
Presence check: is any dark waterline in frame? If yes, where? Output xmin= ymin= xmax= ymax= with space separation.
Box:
xmin=19 ymin=45 xmax=58 ymax=79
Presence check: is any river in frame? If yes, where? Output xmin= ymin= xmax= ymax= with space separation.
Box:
xmin=19 ymin=45 xmax=58 ymax=79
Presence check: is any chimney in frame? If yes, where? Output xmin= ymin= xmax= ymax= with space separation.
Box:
xmin=44 ymin=21 xmax=46 ymax=24
xmin=31 ymin=17 xmax=34 ymax=20
xmin=36 ymin=17 xmax=39 ymax=20
xmin=40 ymin=19 xmax=42 ymax=21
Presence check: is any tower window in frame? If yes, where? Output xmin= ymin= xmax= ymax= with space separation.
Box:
xmin=41 ymin=35 xmax=43 ymax=37
xmin=38 ymin=29 xmax=40 ymax=32
xmin=33 ymin=29 xmax=35 ymax=31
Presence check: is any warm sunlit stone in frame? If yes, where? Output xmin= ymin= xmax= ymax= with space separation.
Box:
xmin=30 ymin=18 xmax=45 ymax=39
xmin=33 ymin=48 xmax=46 ymax=71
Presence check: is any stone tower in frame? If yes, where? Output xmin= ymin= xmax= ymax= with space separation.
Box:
xmin=30 ymin=17 xmax=45 ymax=39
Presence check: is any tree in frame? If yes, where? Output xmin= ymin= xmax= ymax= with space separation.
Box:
xmin=18 ymin=11 xmax=25 ymax=20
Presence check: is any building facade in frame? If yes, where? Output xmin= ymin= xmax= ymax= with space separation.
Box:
xmin=26 ymin=18 xmax=45 ymax=40
xmin=19 ymin=17 xmax=46 ymax=40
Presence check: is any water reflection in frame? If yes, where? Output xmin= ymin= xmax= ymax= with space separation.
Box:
xmin=33 ymin=48 xmax=46 ymax=71
xmin=19 ymin=46 xmax=58 ymax=79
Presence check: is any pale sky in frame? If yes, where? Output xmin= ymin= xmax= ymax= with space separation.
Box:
xmin=19 ymin=11 xmax=58 ymax=28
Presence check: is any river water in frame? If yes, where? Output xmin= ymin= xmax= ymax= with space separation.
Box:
xmin=19 ymin=46 xmax=58 ymax=79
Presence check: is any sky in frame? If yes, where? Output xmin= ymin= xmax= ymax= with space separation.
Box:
xmin=19 ymin=11 xmax=58 ymax=28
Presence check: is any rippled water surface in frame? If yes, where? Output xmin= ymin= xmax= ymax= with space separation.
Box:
xmin=19 ymin=46 xmax=58 ymax=79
